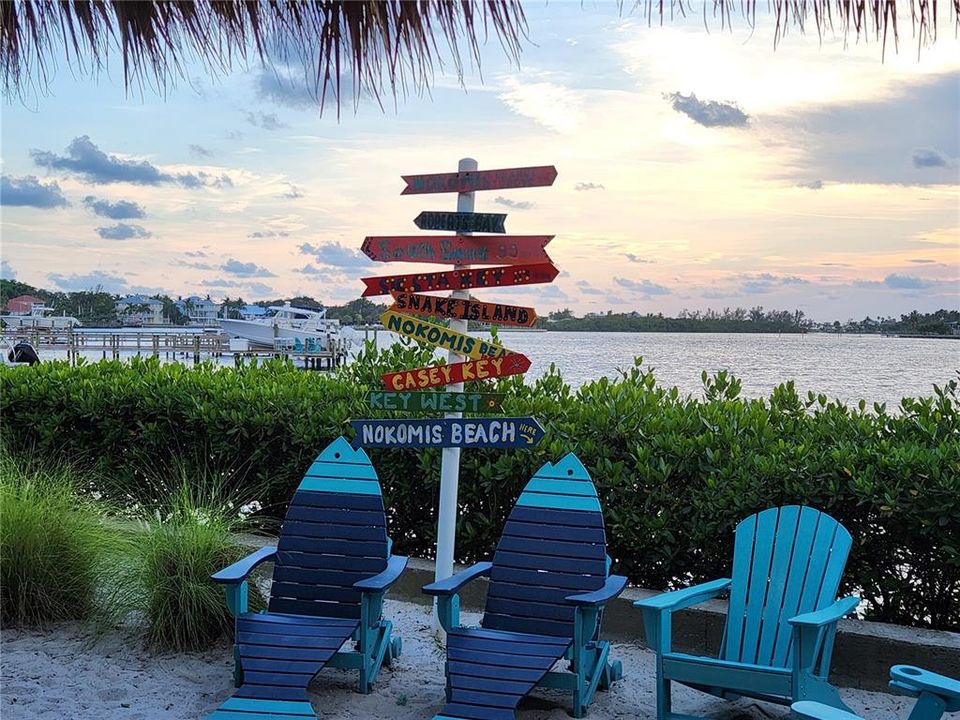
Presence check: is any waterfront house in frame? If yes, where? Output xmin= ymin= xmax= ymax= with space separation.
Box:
xmin=4 ymin=294 xmax=46 ymax=314
xmin=115 ymin=295 xmax=164 ymax=326
xmin=175 ymin=295 xmax=221 ymax=326
xmin=240 ymin=304 xmax=268 ymax=320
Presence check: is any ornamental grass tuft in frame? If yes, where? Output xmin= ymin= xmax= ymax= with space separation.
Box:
xmin=134 ymin=469 xmax=266 ymax=651
xmin=0 ymin=451 xmax=119 ymax=627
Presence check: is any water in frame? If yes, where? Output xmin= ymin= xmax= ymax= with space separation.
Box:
xmin=365 ymin=330 xmax=959 ymax=407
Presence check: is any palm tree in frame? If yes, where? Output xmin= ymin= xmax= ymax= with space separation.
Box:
xmin=1 ymin=2 xmax=952 ymax=105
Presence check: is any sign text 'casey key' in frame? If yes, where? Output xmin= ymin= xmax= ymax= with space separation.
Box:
xmin=382 ymin=353 xmax=531 ymax=391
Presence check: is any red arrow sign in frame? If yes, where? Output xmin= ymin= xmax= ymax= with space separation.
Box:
xmin=390 ymin=291 xmax=538 ymax=328
xmin=382 ymin=354 xmax=532 ymax=391
xmin=361 ymin=235 xmax=553 ymax=265
xmin=401 ymin=166 xmax=558 ymax=195
xmin=361 ymin=262 xmax=558 ymax=297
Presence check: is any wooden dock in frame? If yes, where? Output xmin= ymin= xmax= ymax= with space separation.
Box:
xmin=1 ymin=328 xmax=350 ymax=370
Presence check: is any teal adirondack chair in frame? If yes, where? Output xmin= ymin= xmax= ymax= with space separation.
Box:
xmin=635 ymin=505 xmax=859 ymax=720
xmin=205 ymin=437 xmax=407 ymax=720
xmin=423 ymin=453 xmax=626 ymax=720
xmin=792 ymin=666 xmax=960 ymax=720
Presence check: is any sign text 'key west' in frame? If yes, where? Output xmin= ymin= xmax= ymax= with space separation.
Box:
xmin=390 ymin=291 xmax=537 ymax=328
xmin=350 ymin=417 xmax=544 ymax=449
xmin=382 ymin=354 xmax=531 ymax=391
xmin=365 ymin=391 xmax=504 ymax=413
xmin=381 ymin=310 xmax=512 ymax=361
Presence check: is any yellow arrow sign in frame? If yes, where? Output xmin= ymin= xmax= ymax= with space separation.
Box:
xmin=381 ymin=310 xmax=514 ymax=361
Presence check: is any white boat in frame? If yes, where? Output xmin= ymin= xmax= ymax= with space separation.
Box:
xmin=1 ymin=303 xmax=81 ymax=330
xmin=219 ymin=303 xmax=345 ymax=351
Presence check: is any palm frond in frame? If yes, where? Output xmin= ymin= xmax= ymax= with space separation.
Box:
xmin=0 ymin=0 xmax=528 ymax=108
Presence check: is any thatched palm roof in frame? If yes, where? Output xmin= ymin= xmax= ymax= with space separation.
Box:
xmin=1 ymin=1 xmax=955 ymax=106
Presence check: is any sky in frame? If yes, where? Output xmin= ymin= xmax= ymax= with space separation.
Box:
xmin=1 ymin=2 xmax=958 ymax=322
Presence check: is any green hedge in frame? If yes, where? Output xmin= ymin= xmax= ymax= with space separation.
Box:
xmin=1 ymin=347 xmax=957 ymax=631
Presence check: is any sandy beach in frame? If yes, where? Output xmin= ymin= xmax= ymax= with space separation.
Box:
xmin=2 ymin=599 xmax=915 ymax=720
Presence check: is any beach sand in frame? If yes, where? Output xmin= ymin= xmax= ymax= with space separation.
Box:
xmin=2 ymin=599 xmax=914 ymax=720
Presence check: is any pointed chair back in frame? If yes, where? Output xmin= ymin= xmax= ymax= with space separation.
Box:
xmin=721 ymin=505 xmax=852 ymax=669
xmin=481 ymin=453 xmax=608 ymax=638
xmin=268 ymin=437 xmax=389 ymax=618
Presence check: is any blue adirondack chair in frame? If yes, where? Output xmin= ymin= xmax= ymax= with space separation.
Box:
xmin=206 ymin=437 xmax=408 ymax=720
xmin=634 ymin=505 xmax=859 ymax=720
xmin=423 ymin=453 xmax=626 ymax=720
xmin=792 ymin=666 xmax=960 ymax=720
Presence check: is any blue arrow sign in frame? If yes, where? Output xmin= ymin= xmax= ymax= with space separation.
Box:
xmin=350 ymin=417 xmax=544 ymax=449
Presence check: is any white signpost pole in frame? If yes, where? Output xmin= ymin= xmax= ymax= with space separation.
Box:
xmin=433 ymin=157 xmax=477 ymax=629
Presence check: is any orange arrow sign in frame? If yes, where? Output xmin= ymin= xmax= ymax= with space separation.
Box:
xmin=401 ymin=165 xmax=558 ymax=195
xmin=361 ymin=235 xmax=553 ymax=265
xmin=382 ymin=354 xmax=532 ymax=391
xmin=390 ymin=291 xmax=537 ymax=328
xmin=361 ymin=262 xmax=558 ymax=297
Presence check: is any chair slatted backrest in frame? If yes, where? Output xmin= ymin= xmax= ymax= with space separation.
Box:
xmin=722 ymin=505 xmax=852 ymax=668
xmin=269 ymin=437 xmax=389 ymax=619
xmin=482 ymin=453 xmax=608 ymax=638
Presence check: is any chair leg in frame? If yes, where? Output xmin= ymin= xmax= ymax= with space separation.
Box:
xmin=655 ymin=668 xmax=672 ymax=720
xmin=906 ymin=692 xmax=947 ymax=720
xmin=796 ymin=674 xmax=854 ymax=714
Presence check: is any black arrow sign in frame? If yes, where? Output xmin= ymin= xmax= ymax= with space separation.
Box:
xmin=414 ymin=211 xmax=507 ymax=234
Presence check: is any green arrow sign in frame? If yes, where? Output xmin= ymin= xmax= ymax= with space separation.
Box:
xmin=365 ymin=391 xmax=505 ymax=414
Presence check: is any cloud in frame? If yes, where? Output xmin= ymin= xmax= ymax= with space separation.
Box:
xmin=883 ymin=273 xmax=932 ymax=290
xmin=664 ymin=92 xmax=748 ymax=128
xmin=222 ymin=258 xmax=277 ymax=277
xmin=574 ymin=182 xmax=605 ymax=191
xmin=256 ymin=70 xmax=321 ymax=110
xmin=908 ymin=259 xmax=937 ymax=264
xmin=1 ymin=175 xmax=69 ymax=208
xmin=737 ymin=273 xmax=809 ymax=294
xmin=498 ymin=77 xmax=583 ymax=133
xmin=189 ymin=144 xmax=213 ymax=158
xmin=796 ymin=180 xmax=824 ymax=190
xmin=30 ymin=135 xmax=232 ymax=188
xmin=493 ymin=196 xmax=535 ymax=211
xmin=247 ymin=282 xmax=274 ymax=296
xmin=48 ymin=270 xmax=128 ymax=293
xmin=625 ymin=254 xmax=655 ymax=264
xmin=246 ymin=112 xmax=288 ymax=131
xmin=96 ymin=223 xmax=152 ymax=240
xmin=299 ymin=242 xmax=372 ymax=268
xmin=912 ymin=149 xmax=949 ymax=168
xmin=280 ymin=183 xmax=303 ymax=200
xmin=171 ymin=259 xmax=216 ymax=271
xmin=185 ymin=250 xmax=210 ymax=257
xmin=771 ymin=73 xmax=959 ymax=186
xmin=248 ymin=230 xmax=290 ymax=239
xmin=1 ymin=260 xmax=15 ymax=280
xmin=614 ymin=277 xmax=671 ymax=296
xmin=83 ymin=196 xmax=146 ymax=219
xmin=201 ymin=278 xmax=244 ymax=288
xmin=576 ymin=280 xmax=604 ymax=296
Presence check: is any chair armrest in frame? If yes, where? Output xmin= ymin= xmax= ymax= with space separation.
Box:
xmin=791 ymin=701 xmax=863 ymax=720
xmin=889 ymin=665 xmax=960 ymax=711
xmin=422 ymin=561 xmax=492 ymax=597
xmin=633 ymin=578 xmax=731 ymax=612
xmin=566 ymin=575 xmax=628 ymax=607
xmin=789 ymin=596 xmax=860 ymax=627
xmin=353 ymin=555 xmax=408 ymax=593
xmin=211 ymin=546 xmax=277 ymax=584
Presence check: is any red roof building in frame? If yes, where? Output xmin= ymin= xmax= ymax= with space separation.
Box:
xmin=5 ymin=295 xmax=45 ymax=314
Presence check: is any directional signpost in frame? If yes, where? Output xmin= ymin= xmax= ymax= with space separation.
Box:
xmin=381 ymin=353 xmax=531 ymax=391
xmin=381 ymin=310 xmax=513 ymax=360
xmin=362 ymin=234 xmax=553 ymax=265
xmin=414 ymin=211 xmax=506 ymax=234
xmin=350 ymin=417 xmax=544 ymax=449
xmin=361 ymin=262 xmax=559 ymax=296
xmin=390 ymin=291 xmax=537 ymax=328
xmin=366 ymin=391 xmax=504 ymax=413
xmin=352 ymin=159 xmax=559 ymax=628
